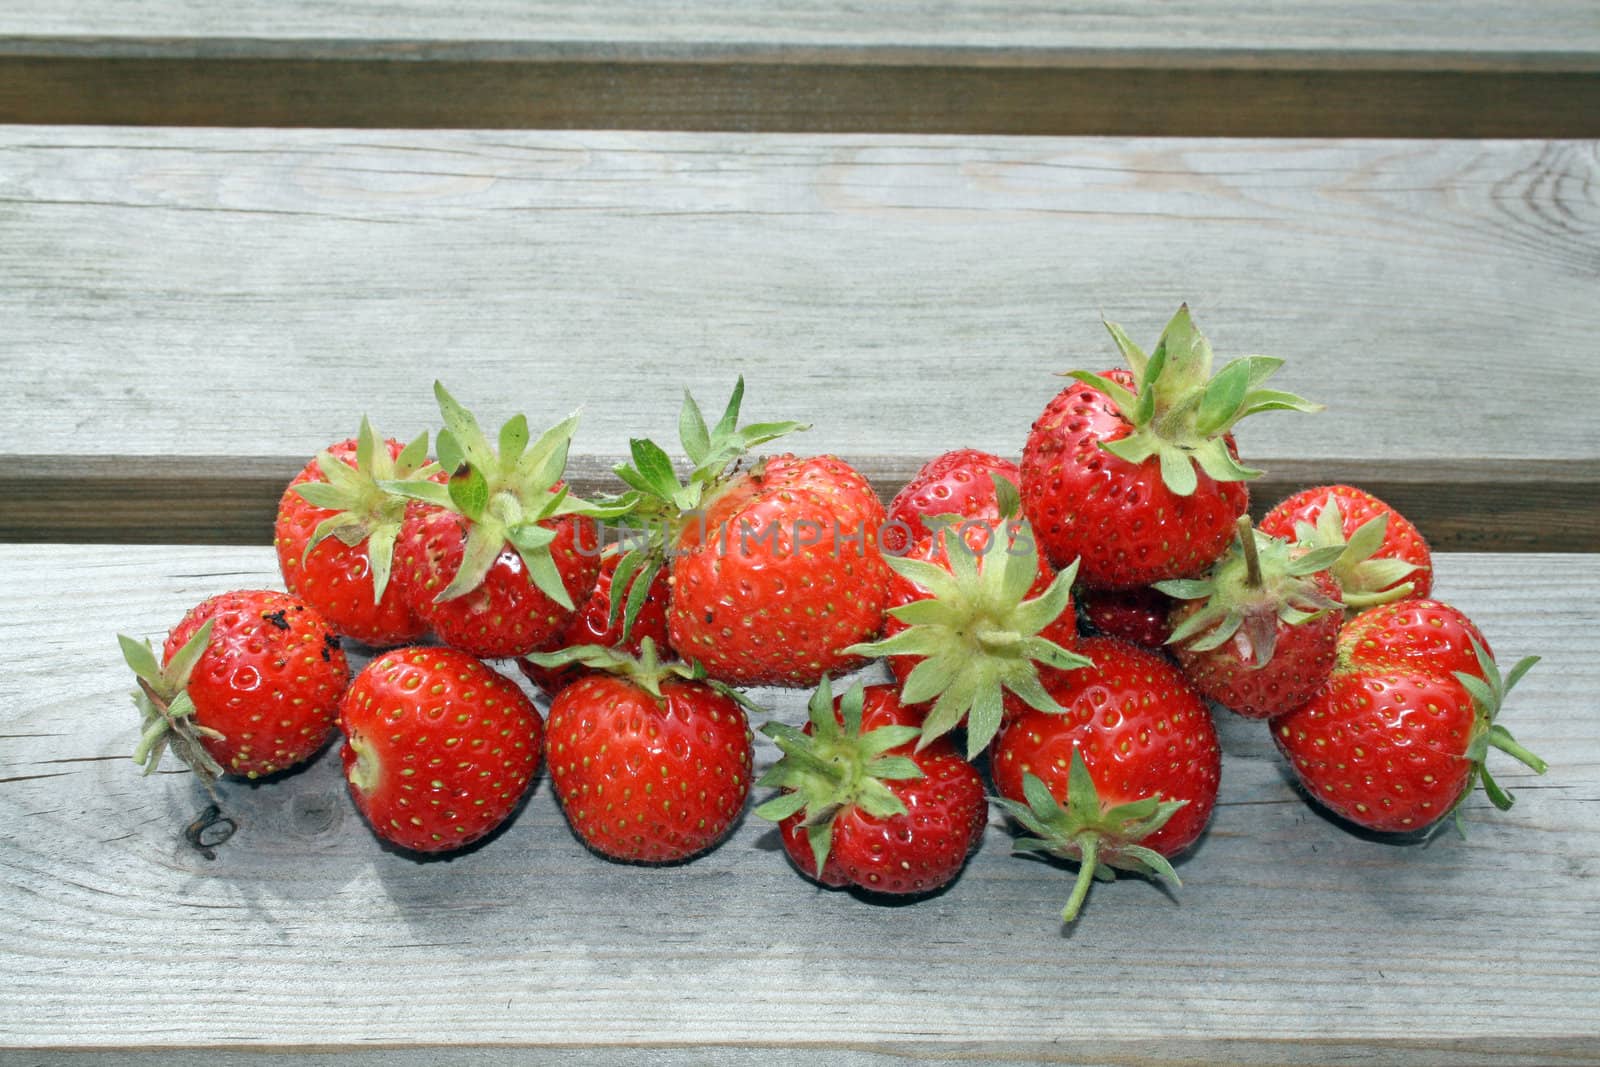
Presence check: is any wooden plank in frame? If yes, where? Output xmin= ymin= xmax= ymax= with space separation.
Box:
xmin=0 ymin=3 xmax=1597 ymax=133
xmin=1 ymin=546 xmax=1596 ymax=1062
xmin=1 ymin=130 xmax=1597 ymax=547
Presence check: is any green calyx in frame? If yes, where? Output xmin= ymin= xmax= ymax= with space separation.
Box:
xmin=1069 ymin=305 xmax=1321 ymax=496
xmin=526 ymin=637 xmax=762 ymax=712
xmin=1451 ymin=638 xmax=1546 ymax=834
xmin=845 ymin=523 xmax=1093 ymax=759
xmin=118 ymin=620 xmax=226 ymax=788
xmin=380 ymin=382 xmax=633 ymax=610
xmin=605 ymin=377 xmax=808 ymax=639
xmin=1285 ymin=498 xmax=1419 ymax=611
xmin=991 ymin=751 xmax=1188 ymax=924
xmin=1156 ymin=515 xmax=1345 ymax=668
xmin=292 ymin=416 xmax=440 ymax=605
xmin=754 ymin=678 xmax=925 ymax=879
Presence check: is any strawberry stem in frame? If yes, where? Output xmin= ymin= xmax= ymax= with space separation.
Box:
xmin=1061 ymin=836 xmax=1100 ymax=923
xmin=1237 ymin=515 xmax=1262 ymax=589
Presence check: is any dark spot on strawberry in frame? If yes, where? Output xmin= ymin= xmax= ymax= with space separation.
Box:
xmin=262 ymin=610 xmax=290 ymax=630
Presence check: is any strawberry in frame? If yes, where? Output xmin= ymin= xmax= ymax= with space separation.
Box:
xmin=340 ymin=646 xmax=543 ymax=853
xmin=119 ymin=590 xmax=349 ymax=783
xmin=275 ymin=418 xmax=442 ymax=647
xmin=846 ymin=505 xmax=1092 ymax=757
xmin=530 ymin=640 xmax=754 ymax=863
xmin=1020 ymin=305 xmax=1319 ymax=590
xmin=883 ymin=449 xmax=1022 ymax=555
xmin=1272 ymin=600 xmax=1545 ymax=834
xmin=756 ymin=679 xmax=987 ymax=896
xmin=612 ymin=379 xmax=889 ymax=687
xmin=517 ymin=549 xmax=673 ymax=698
xmin=1079 ymin=586 xmax=1175 ymax=648
xmin=1157 ymin=517 xmax=1346 ymax=719
xmin=386 ymin=384 xmax=624 ymax=659
xmin=1259 ymin=484 xmax=1432 ymax=607
xmin=990 ymin=637 xmax=1220 ymax=922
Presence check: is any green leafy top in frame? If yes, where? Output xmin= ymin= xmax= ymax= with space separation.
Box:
xmin=1452 ymin=638 xmax=1546 ymax=834
xmin=291 ymin=416 xmax=440 ymax=605
xmin=845 ymin=519 xmax=1092 ymax=759
xmin=1282 ymin=498 xmax=1420 ymax=610
xmin=604 ymin=377 xmax=808 ymax=638
xmin=1070 ymin=305 xmax=1321 ymax=496
xmin=380 ymin=382 xmax=633 ymax=611
xmin=117 ymin=621 xmax=226 ymax=790
xmin=525 ymin=637 xmax=762 ymax=712
xmin=991 ymin=750 xmax=1189 ymax=924
xmin=753 ymin=678 xmax=926 ymax=879
xmin=1156 ymin=516 xmax=1346 ymax=667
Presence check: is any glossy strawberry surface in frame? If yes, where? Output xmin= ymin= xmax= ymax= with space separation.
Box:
xmin=340 ymin=647 xmax=543 ymax=853
xmin=884 ymin=449 xmax=1021 ymax=555
xmin=164 ymin=589 xmax=348 ymax=778
xmin=519 ymin=553 xmax=672 ymax=698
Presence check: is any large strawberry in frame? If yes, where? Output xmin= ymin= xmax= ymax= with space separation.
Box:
xmin=990 ymin=637 xmax=1220 ymax=923
xmin=1272 ymin=600 xmax=1545 ymax=834
xmin=385 ymin=384 xmax=625 ymax=659
xmin=1157 ymin=517 xmax=1347 ymax=719
xmin=756 ymin=679 xmax=987 ymax=896
xmin=883 ymin=449 xmax=1022 ymax=554
xmin=517 ymin=549 xmax=673 ymax=698
xmin=119 ymin=590 xmax=349 ymax=784
xmin=846 ymin=501 xmax=1092 ymax=757
xmin=1260 ymin=484 xmax=1431 ymax=607
xmin=1020 ymin=305 xmax=1319 ymax=590
xmin=340 ymin=647 xmax=543 ymax=853
xmin=530 ymin=639 xmax=754 ymax=863
xmin=275 ymin=418 xmax=442 ymax=647
xmin=612 ymin=379 xmax=888 ymax=687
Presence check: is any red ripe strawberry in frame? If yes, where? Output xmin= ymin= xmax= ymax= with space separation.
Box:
xmin=1260 ymin=484 xmax=1432 ymax=607
xmin=1157 ymin=517 xmax=1346 ymax=719
xmin=387 ymin=384 xmax=616 ymax=659
xmin=531 ymin=640 xmax=753 ymax=863
xmin=340 ymin=647 xmax=543 ymax=853
xmin=847 ymin=514 xmax=1091 ymax=757
xmin=884 ymin=449 xmax=1022 ymax=555
xmin=1272 ymin=601 xmax=1545 ymax=834
xmin=757 ymin=679 xmax=987 ymax=896
xmin=275 ymin=418 xmax=443 ymax=647
xmin=1080 ymin=586 xmax=1175 ymax=648
xmin=517 ymin=550 xmax=672 ymax=698
xmin=990 ymin=637 xmax=1220 ymax=922
xmin=119 ymin=590 xmax=349 ymax=783
xmin=1020 ymin=305 xmax=1319 ymax=590
xmin=614 ymin=379 xmax=889 ymax=688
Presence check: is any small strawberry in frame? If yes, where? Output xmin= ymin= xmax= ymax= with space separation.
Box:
xmin=340 ymin=647 xmax=543 ymax=853
xmin=1260 ymin=485 xmax=1431 ymax=607
xmin=1079 ymin=586 xmax=1175 ymax=648
xmin=883 ymin=449 xmax=1022 ymax=554
xmin=517 ymin=549 xmax=673 ymax=698
xmin=756 ymin=679 xmax=987 ymax=896
xmin=990 ymin=637 xmax=1221 ymax=923
xmin=612 ymin=379 xmax=889 ymax=687
xmin=386 ymin=383 xmax=626 ymax=659
xmin=1156 ymin=517 xmax=1347 ymax=719
xmin=1272 ymin=600 xmax=1545 ymax=834
xmin=846 ymin=502 xmax=1092 ymax=757
xmin=119 ymin=590 xmax=349 ymax=783
xmin=530 ymin=639 xmax=754 ymax=863
xmin=1020 ymin=305 xmax=1319 ymax=590
xmin=275 ymin=418 xmax=442 ymax=647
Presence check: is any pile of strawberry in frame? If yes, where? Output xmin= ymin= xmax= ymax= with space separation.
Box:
xmin=118 ymin=305 xmax=1546 ymax=924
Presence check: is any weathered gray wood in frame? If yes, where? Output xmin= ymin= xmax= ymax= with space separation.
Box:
xmin=1 ymin=130 xmax=1596 ymax=547
xmin=1 ymin=545 xmax=1596 ymax=1062
xmin=0 ymin=4 xmax=1597 ymax=133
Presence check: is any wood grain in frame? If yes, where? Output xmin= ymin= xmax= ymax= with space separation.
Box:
xmin=1 ymin=130 xmax=1596 ymax=546
xmin=1 ymin=3 xmax=1597 ymax=133
xmin=0 ymin=546 xmax=1596 ymax=1062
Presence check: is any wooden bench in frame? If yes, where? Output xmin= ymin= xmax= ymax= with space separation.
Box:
xmin=2 ymin=6 xmax=1597 ymax=1064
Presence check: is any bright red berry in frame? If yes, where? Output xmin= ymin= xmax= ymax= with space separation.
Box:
xmin=1080 ymin=586 xmax=1175 ymax=648
xmin=1260 ymin=484 xmax=1433 ymax=606
xmin=884 ymin=449 xmax=1021 ymax=554
xmin=340 ymin=647 xmax=543 ymax=853
xmin=518 ymin=551 xmax=673 ymax=698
